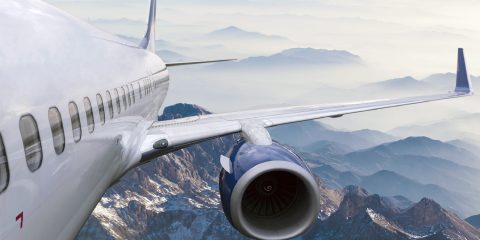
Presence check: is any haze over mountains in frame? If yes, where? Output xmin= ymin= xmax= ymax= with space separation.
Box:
xmin=207 ymin=26 xmax=289 ymax=42
xmin=389 ymin=113 xmax=480 ymax=142
xmin=77 ymin=104 xmax=480 ymax=240
xmin=113 ymin=25 xmax=480 ymax=135
xmin=47 ymin=0 xmax=480 ymax=133
xmin=150 ymin=26 xmax=480 ymax=135
xmin=206 ymin=48 xmax=362 ymax=71
xmin=270 ymin=120 xmax=480 ymax=217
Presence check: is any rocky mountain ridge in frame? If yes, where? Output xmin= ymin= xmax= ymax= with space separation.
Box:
xmin=305 ymin=186 xmax=480 ymax=240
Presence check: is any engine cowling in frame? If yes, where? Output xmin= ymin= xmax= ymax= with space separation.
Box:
xmin=219 ymin=140 xmax=320 ymax=239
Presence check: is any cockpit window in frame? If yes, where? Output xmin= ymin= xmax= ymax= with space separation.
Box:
xmin=84 ymin=97 xmax=95 ymax=133
xmin=106 ymin=91 xmax=114 ymax=119
xmin=19 ymin=115 xmax=43 ymax=172
xmin=48 ymin=107 xmax=65 ymax=155
xmin=96 ymin=94 xmax=105 ymax=125
xmin=114 ymin=89 xmax=121 ymax=114
xmin=0 ymin=134 xmax=9 ymax=193
xmin=69 ymin=102 xmax=82 ymax=143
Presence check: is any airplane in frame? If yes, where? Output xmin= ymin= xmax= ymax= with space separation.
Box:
xmin=0 ymin=0 xmax=474 ymax=239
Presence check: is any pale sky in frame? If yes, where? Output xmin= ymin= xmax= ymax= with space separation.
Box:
xmin=45 ymin=0 xmax=480 ymax=77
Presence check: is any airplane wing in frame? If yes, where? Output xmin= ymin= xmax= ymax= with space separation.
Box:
xmin=140 ymin=48 xmax=473 ymax=162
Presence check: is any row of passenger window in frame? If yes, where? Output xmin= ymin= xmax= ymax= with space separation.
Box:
xmin=0 ymin=77 xmax=163 ymax=194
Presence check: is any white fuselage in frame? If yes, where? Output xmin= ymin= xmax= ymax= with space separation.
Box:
xmin=0 ymin=1 xmax=169 ymax=239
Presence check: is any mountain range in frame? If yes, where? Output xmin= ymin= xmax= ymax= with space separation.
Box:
xmin=389 ymin=112 xmax=480 ymax=143
xmin=207 ymin=26 xmax=289 ymax=41
xmin=312 ymin=166 xmax=468 ymax=218
xmin=361 ymin=73 xmax=480 ymax=94
xmin=341 ymin=139 xmax=480 ymax=217
xmin=207 ymin=47 xmax=363 ymax=70
xmin=304 ymin=186 xmax=480 ymax=240
xmin=269 ymin=120 xmax=395 ymax=151
xmin=466 ymin=215 xmax=480 ymax=229
xmin=76 ymin=103 xmax=480 ymax=239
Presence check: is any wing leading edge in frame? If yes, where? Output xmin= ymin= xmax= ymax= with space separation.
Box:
xmin=139 ymin=48 xmax=473 ymax=163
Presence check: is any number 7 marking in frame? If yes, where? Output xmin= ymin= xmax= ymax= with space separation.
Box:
xmin=16 ymin=212 xmax=23 ymax=229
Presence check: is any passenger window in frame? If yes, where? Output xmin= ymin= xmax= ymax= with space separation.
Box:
xmin=147 ymin=79 xmax=150 ymax=94
xmin=84 ymin=97 xmax=95 ymax=133
xmin=0 ymin=134 xmax=9 ymax=193
xmin=126 ymin=85 xmax=132 ymax=106
xmin=130 ymin=84 xmax=136 ymax=104
xmin=69 ymin=102 xmax=82 ymax=142
xmin=143 ymin=80 xmax=147 ymax=95
xmin=121 ymin=87 xmax=127 ymax=110
xmin=106 ymin=91 xmax=114 ymax=119
xmin=19 ymin=115 xmax=43 ymax=172
xmin=138 ymin=82 xmax=143 ymax=99
xmin=96 ymin=94 xmax=106 ymax=125
xmin=114 ymin=89 xmax=121 ymax=114
xmin=48 ymin=107 xmax=65 ymax=155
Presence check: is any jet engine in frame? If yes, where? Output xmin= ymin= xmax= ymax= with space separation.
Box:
xmin=219 ymin=140 xmax=320 ymax=239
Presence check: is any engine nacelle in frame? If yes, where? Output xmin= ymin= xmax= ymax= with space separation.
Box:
xmin=219 ymin=140 xmax=320 ymax=239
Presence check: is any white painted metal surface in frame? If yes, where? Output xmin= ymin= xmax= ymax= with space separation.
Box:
xmin=0 ymin=1 xmax=168 ymax=239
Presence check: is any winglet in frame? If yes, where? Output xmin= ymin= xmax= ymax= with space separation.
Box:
xmin=139 ymin=0 xmax=157 ymax=53
xmin=455 ymin=48 xmax=473 ymax=94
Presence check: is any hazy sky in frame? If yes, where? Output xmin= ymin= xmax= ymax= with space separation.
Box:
xmin=46 ymin=0 xmax=480 ymax=77
xmin=45 ymin=0 xmax=480 ymax=133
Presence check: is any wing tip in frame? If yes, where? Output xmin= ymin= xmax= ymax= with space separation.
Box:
xmin=455 ymin=48 xmax=474 ymax=94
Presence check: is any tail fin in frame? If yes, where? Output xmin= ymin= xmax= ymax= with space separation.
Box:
xmin=140 ymin=0 xmax=157 ymax=52
xmin=455 ymin=48 xmax=473 ymax=94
